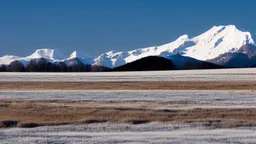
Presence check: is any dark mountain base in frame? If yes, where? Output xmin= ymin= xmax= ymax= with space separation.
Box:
xmin=0 ymin=55 xmax=227 ymax=72
xmin=112 ymin=56 xmax=175 ymax=71
xmin=166 ymin=54 xmax=226 ymax=70
xmin=208 ymin=44 xmax=256 ymax=68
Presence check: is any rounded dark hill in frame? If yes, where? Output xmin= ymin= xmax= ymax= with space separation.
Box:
xmin=112 ymin=56 xmax=175 ymax=71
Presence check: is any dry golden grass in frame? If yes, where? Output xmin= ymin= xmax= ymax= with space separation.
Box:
xmin=1 ymin=81 xmax=256 ymax=91
xmin=0 ymin=99 xmax=255 ymax=128
xmin=1 ymin=80 xmax=256 ymax=129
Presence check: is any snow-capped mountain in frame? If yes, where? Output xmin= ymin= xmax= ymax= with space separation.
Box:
xmin=27 ymin=49 xmax=66 ymax=60
xmin=66 ymin=50 xmax=94 ymax=66
xmin=0 ymin=25 xmax=255 ymax=68
xmin=0 ymin=49 xmax=67 ymax=66
xmin=94 ymin=25 xmax=255 ymax=68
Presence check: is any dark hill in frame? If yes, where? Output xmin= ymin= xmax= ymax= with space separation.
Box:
xmin=183 ymin=60 xmax=226 ymax=69
xmin=166 ymin=54 xmax=225 ymax=69
xmin=112 ymin=56 xmax=175 ymax=71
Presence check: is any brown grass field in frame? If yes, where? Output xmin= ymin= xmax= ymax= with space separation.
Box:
xmin=0 ymin=99 xmax=256 ymax=128
xmin=1 ymin=81 xmax=256 ymax=128
xmin=1 ymin=81 xmax=256 ymax=91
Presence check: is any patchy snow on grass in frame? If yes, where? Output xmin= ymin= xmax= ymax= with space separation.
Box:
xmin=1 ymin=123 xmax=256 ymax=144
xmin=1 ymin=91 xmax=256 ymax=109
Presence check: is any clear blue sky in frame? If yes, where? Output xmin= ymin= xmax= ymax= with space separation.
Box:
xmin=0 ymin=0 xmax=255 ymax=57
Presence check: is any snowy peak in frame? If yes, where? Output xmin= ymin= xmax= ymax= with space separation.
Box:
xmin=70 ymin=51 xmax=81 ymax=58
xmin=68 ymin=50 xmax=93 ymax=65
xmin=27 ymin=49 xmax=66 ymax=60
xmin=1 ymin=55 xmax=20 ymax=59
xmin=0 ymin=25 xmax=255 ymax=68
xmin=69 ymin=50 xmax=91 ymax=59
xmin=0 ymin=55 xmax=21 ymax=65
xmin=93 ymin=25 xmax=256 ymax=68
xmin=193 ymin=25 xmax=254 ymax=44
xmin=185 ymin=25 xmax=255 ymax=60
xmin=177 ymin=34 xmax=189 ymax=41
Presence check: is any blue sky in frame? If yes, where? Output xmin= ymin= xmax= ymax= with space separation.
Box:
xmin=0 ymin=0 xmax=255 ymax=57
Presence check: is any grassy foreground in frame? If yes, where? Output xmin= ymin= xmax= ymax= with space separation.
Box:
xmin=0 ymin=99 xmax=255 ymax=128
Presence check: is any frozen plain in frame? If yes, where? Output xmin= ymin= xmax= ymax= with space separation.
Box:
xmin=1 ymin=68 xmax=256 ymax=143
xmin=1 ymin=123 xmax=256 ymax=144
xmin=1 ymin=91 xmax=256 ymax=143
xmin=0 ymin=91 xmax=256 ymax=109
xmin=1 ymin=68 xmax=256 ymax=82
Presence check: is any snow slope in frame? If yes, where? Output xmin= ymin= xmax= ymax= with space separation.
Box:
xmin=94 ymin=25 xmax=255 ymax=68
xmin=67 ymin=50 xmax=94 ymax=65
xmin=0 ymin=55 xmax=21 ymax=65
xmin=26 ymin=49 xmax=65 ymax=60
xmin=0 ymin=49 xmax=67 ymax=65
xmin=0 ymin=25 xmax=255 ymax=68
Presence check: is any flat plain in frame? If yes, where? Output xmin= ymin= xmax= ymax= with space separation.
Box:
xmin=1 ymin=68 xmax=256 ymax=143
xmin=1 ymin=68 xmax=256 ymax=82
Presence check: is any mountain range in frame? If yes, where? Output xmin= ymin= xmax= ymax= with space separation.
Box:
xmin=0 ymin=25 xmax=255 ymax=69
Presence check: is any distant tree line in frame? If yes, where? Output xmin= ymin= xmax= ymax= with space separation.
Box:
xmin=0 ymin=58 xmax=110 ymax=72
xmin=0 ymin=56 xmax=227 ymax=72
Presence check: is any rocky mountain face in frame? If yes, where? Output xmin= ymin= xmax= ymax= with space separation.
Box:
xmin=208 ymin=44 xmax=256 ymax=67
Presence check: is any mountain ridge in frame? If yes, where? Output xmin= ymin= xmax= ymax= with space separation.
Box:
xmin=0 ymin=25 xmax=255 ymax=68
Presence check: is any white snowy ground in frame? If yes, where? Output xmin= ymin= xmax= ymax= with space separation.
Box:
xmin=1 ymin=91 xmax=256 ymax=143
xmin=1 ymin=123 xmax=256 ymax=144
xmin=0 ymin=68 xmax=256 ymax=82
